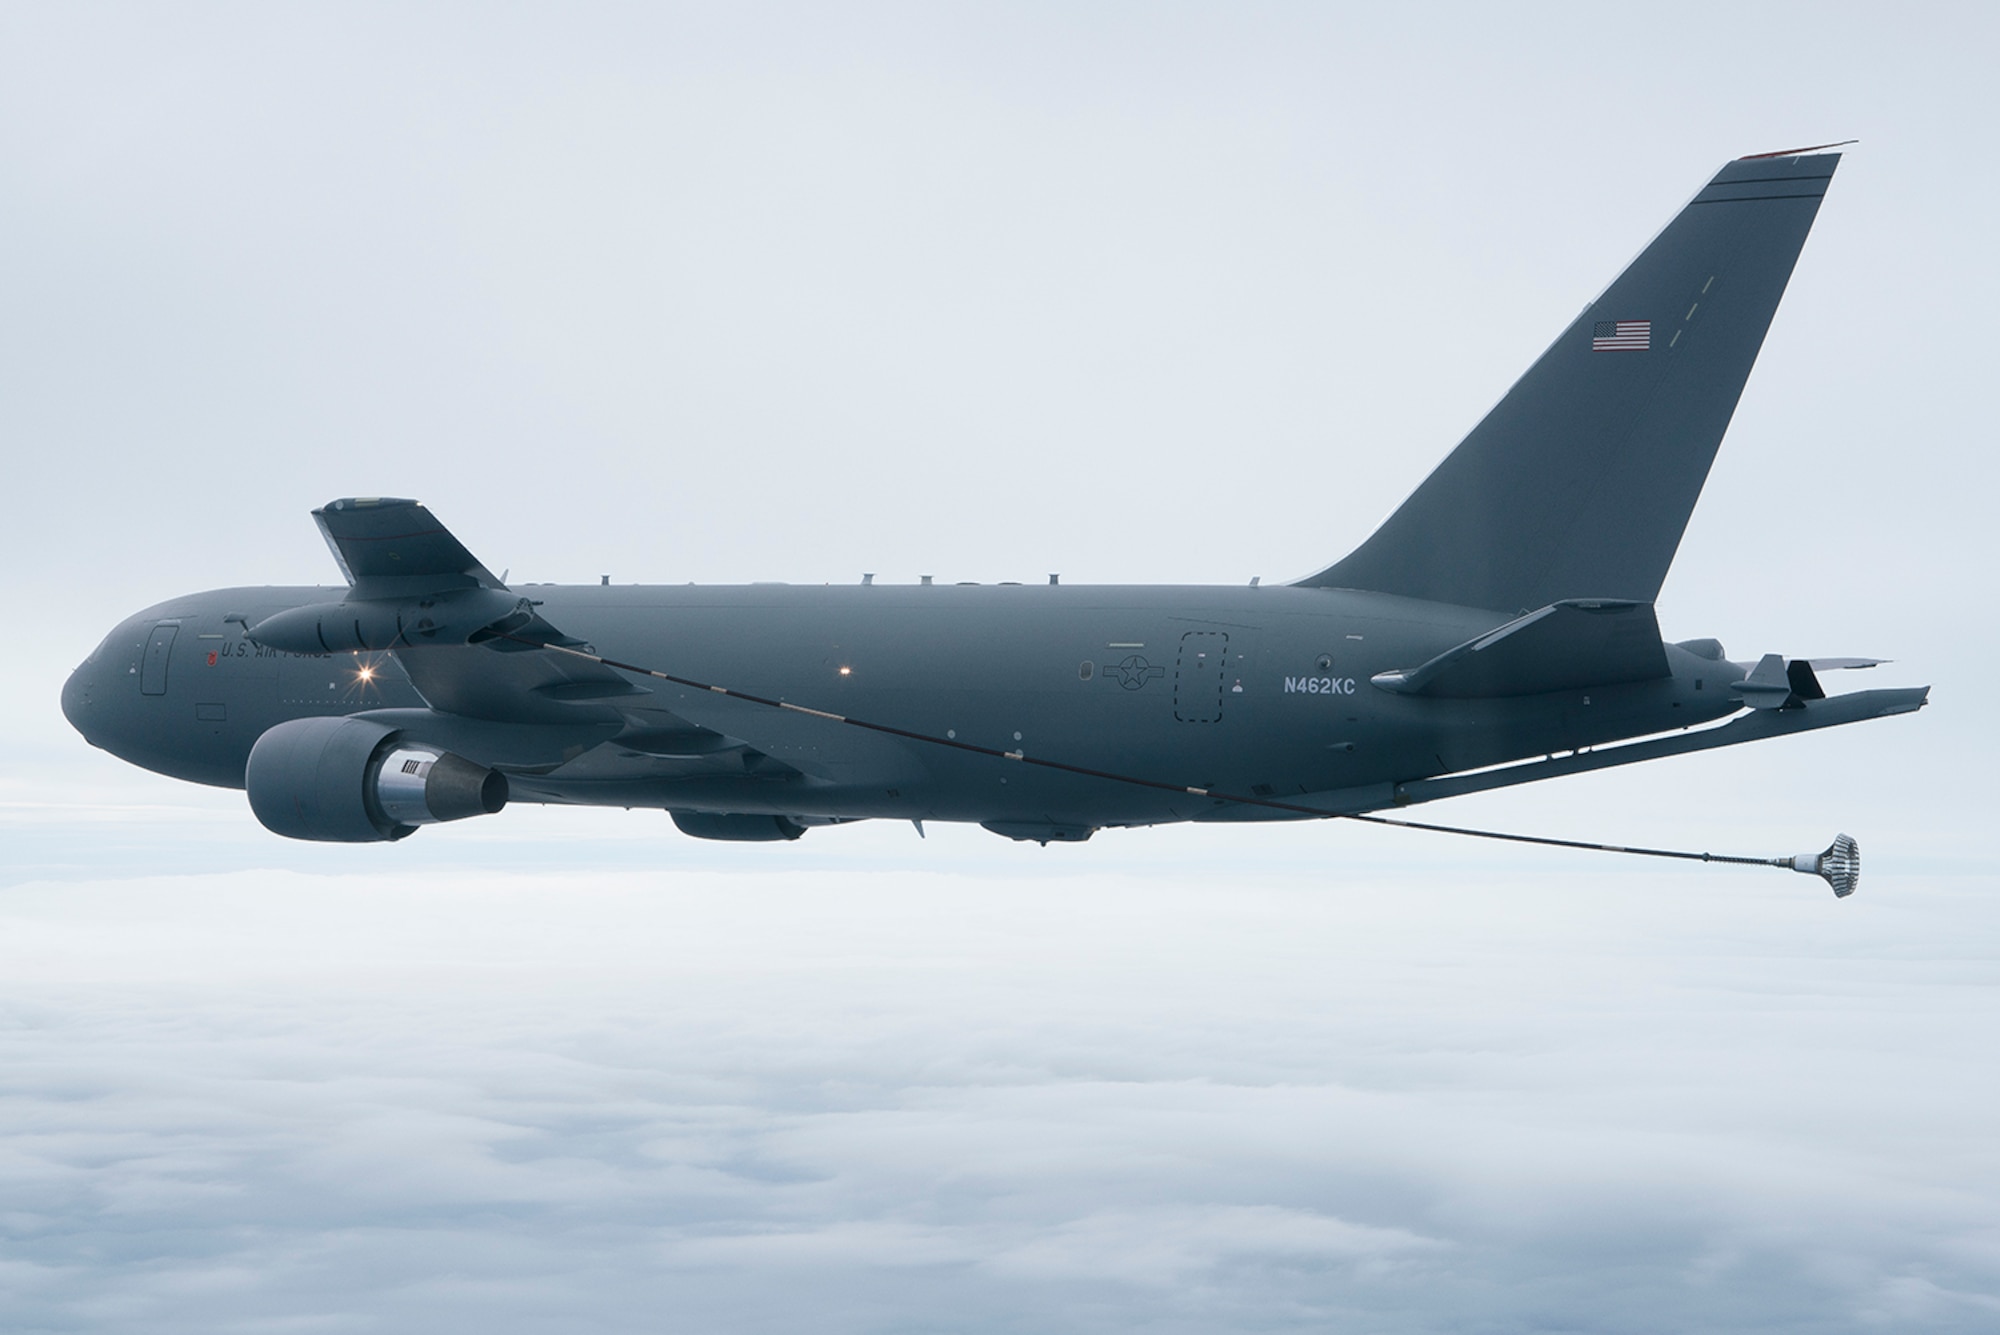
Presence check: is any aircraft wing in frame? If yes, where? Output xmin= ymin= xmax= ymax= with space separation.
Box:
xmin=264 ymin=499 xmax=666 ymax=725
xmin=304 ymin=498 xmax=925 ymax=789
xmin=314 ymin=497 xmax=507 ymax=597
xmin=285 ymin=497 xmax=649 ymax=726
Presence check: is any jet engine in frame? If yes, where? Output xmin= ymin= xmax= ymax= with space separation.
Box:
xmin=245 ymin=716 xmax=508 ymax=842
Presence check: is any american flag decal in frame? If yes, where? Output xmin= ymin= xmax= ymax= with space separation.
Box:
xmin=1592 ymin=319 xmax=1651 ymax=351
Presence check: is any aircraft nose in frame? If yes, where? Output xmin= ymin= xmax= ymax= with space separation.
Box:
xmin=61 ymin=657 xmax=98 ymax=744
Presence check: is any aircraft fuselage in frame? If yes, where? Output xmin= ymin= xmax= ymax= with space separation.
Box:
xmin=63 ymin=581 xmax=1744 ymax=834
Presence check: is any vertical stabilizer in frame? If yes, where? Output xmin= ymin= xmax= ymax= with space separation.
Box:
xmin=1299 ymin=153 xmax=1839 ymax=611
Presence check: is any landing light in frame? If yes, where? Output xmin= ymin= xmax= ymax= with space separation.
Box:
xmin=356 ymin=665 xmax=376 ymax=683
xmin=839 ymin=666 xmax=852 ymax=676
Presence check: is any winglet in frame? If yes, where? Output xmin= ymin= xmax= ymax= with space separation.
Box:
xmin=1737 ymin=139 xmax=1857 ymax=160
xmin=313 ymin=498 xmax=507 ymax=596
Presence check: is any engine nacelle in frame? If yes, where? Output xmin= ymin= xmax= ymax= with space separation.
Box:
xmin=246 ymin=716 xmax=509 ymax=842
xmin=670 ymin=811 xmax=806 ymax=842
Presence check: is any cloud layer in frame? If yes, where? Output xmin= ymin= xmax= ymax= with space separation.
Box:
xmin=3 ymin=859 xmax=1995 ymax=1333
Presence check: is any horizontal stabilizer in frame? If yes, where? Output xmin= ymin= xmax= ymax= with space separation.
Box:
xmin=1263 ymin=684 xmax=1929 ymax=818
xmin=314 ymin=497 xmax=506 ymax=597
xmin=1393 ymin=686 xmax=1929 ymax=808
xmin=1372 ymin=599 xmax=1669 ymax=698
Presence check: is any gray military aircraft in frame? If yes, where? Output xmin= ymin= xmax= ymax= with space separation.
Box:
xmin=61 ymin=149 xmax=1925 ymax=889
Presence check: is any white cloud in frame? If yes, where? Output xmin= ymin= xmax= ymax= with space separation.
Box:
xmin=1 ymin=861 xmax=1996 ymax=1332
xmin=982 ymin=1205 xmax=1443 ymax=1285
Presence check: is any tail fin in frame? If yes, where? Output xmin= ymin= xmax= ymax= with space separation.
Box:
xmin=1298 ymin=152 xmax=1839 ymax=611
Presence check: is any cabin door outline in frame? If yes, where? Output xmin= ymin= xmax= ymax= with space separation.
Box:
xmin=1173 ymin=631 xmax=1227 ymax=723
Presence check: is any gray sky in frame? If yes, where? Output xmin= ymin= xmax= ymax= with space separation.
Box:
xmin=2 ymin=3 xmax=1996 ymax=1330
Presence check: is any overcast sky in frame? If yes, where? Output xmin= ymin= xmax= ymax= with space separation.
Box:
xmin=2 ymin=3 xmax=1996 ymax=1331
